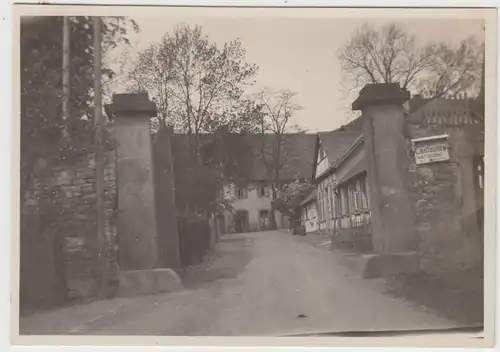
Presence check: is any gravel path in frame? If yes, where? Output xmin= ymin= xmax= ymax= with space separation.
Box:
xmin=19 ymin=230 xmax=455 ymax=336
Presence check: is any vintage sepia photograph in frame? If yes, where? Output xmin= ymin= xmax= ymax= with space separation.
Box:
xmin=12 ymin=4 xmax=496 ymax=347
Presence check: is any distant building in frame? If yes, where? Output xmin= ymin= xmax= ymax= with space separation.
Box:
xmin=171 ymin=132 xmax=317 ymax=234
xmin=299 ymin=189 xmax=319 ymax=234
xmin=220 ymin=133 xmax=317 ymax=233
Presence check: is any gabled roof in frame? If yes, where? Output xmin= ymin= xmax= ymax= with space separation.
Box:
xmin=171 ymin=133 xmax=317 ymax=182
xmin=317 ymin=130 xmax=362 ymax=164
xmin=336 ymin=152 xmax=367 ymax=187
xmin=249 ymin=133 xmax=317 ymax=181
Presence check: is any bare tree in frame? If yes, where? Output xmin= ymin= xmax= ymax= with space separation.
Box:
xmin=255 ymin=88 xmax=303 ymax=230
xmin=416 ymin=37 xmax=484 ymax=99
xmin=338 ymin=23 xmax=483 ymax=101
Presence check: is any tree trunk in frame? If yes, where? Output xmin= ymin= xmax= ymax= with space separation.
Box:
xmin=268 ymin=186 xmax=278 ymax=230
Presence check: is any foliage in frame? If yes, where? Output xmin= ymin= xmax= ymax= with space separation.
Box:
xmin=177 ymin=214 xmax=211 ymax=267
xmin=273 ymin=179 xmax=314 ymax=219
xmin=129 ymin=24 xmax=259 ymax=136
xmin=130 ymin=24 xmax=260 ymax=215
xmin=20 ymin=16 xmax=138 ymax=301
xmin=21 ymin=16 xmax=138 ymax=194
xmin=253 ymin=88 xmax=304 ymax=229
xmin=338 ymin=23 xmax=484 ymax=100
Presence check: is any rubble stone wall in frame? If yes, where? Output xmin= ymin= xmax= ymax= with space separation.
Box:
xmin=405 ymin=122 xmax=483 ymax=277
xmin=21 ymin=149 xmax=117 ymax=305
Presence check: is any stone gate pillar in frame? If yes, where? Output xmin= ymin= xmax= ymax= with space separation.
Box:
xmin=352 ymin=83 xmax=417 ymax=255
xmin=105 ymin=93 xmax=159 ymax=270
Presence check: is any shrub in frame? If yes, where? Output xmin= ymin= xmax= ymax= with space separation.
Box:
xmin=177 ymin=214 xmax=211 ymax=267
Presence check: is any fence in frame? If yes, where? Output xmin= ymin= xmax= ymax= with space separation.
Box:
xmin=337 ymin=210 xmax=371 ymax=229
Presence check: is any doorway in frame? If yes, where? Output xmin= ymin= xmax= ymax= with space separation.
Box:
xmin=234 ymin=210 xmax=249 ymax=233
xmin=259 ymin=210 xmax=269 ymax=230
xmin=217 ymin=214 xmax=226 ymax=235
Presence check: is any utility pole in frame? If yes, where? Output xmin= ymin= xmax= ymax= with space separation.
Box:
xmin=62 ymin=16 xmax=70 ymax=140
xmin=93 ymin=16 xmax=107 ymax=298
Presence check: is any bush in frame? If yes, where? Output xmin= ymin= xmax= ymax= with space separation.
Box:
xmin=177 ymin=214 xmax=211 ymax=267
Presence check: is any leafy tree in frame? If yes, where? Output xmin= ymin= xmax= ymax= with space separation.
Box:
xmin=129 ymin=24 xmax=260 ymax=215
xmin=254 ymin=88 xmax=304 ymax=230
xmin=129 ymin=24 xmax=258 ymax=137
xmin=171 ymin=100 xmax=262 ymax=216
xmin=338 ymin=23 xmax=484 ymax=100
xmin=273 ymin=179 xmax=314 ymax=220
xmin=21 ymin=16 xmax=139 ymax=195
xmin=20 ymin=16 xmax=139 ymax=300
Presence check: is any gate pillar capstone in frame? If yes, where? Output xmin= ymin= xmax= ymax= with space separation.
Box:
xmin=105 ymin=93 xmax=160 ymax=270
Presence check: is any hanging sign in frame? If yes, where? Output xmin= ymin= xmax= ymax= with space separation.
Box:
xmin=411 ymin=134 xmax=450 ymax=165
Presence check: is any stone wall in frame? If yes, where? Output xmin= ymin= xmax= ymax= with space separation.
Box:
xmin=406 ymin=122 xmax=483 ymax=277
xmin=21 ymin=149 xmax=117 ymax=305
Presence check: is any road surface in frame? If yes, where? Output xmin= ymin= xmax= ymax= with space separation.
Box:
xmin=20 ymin=230 xmax=454 ymax=336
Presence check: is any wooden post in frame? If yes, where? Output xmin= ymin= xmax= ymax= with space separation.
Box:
xmin=93 ymin=16 xmax=106 ymax=298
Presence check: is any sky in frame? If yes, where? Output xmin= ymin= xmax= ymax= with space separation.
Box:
xmin=110 ymin=16 xmax=484 ymax=132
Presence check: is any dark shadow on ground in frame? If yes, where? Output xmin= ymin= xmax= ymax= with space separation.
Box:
xmin=384 ymin=268 xmax=484 ymax=326
xmin=178 ymin=236 xmax=254 ymax=290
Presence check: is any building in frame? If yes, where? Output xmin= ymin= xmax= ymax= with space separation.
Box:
xmin=311 ymin=131 xmax=364 ymax=232
xmin=221 ymin=133 xmax=317 ymax=233
xmin=171 ymin=132 xmax=316 ymax=234
xmin=310 ymin=80 xmax=485 ymax=278
xmin=221 ymin=182 xmax=275 ymax=233
xmin=299 ymin=189 xmax=319 ymax=234
xmin=309 ymin=78 xmax=484 ymax=270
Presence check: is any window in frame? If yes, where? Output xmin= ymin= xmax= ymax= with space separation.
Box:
xmin=236 ymin=187 xmax=247 ymax=198
xmin=322 ymin=188 xmax=327 ymax=221
xmin=355 ymin=191 xmax=364 ymax=211
xmin=259 ymin=210 xmax=269 ymax=229
xmin=325 ymin=186 xmax=330 ymax=219
xmin=317 ymin=189 xmax=323 ymax=221
xmin=334 ymin=190 xmax=341 ymax=218
xmin=476 ymin=155 xmax=484 ymax=189
xmin=319 ymin=145 xmax=325 ymax=160
xmin=258 ymin=186 xmax=268 ymax=198
xmin=360 ymin=177 xmax=369 ymax=208
xmin=338 ymin=177 xmax=369 ymax=213
xmin=341 ymin=188 xmax=349 ymax=216
xmin=348 ymin=184 xmax=356 ymax=213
